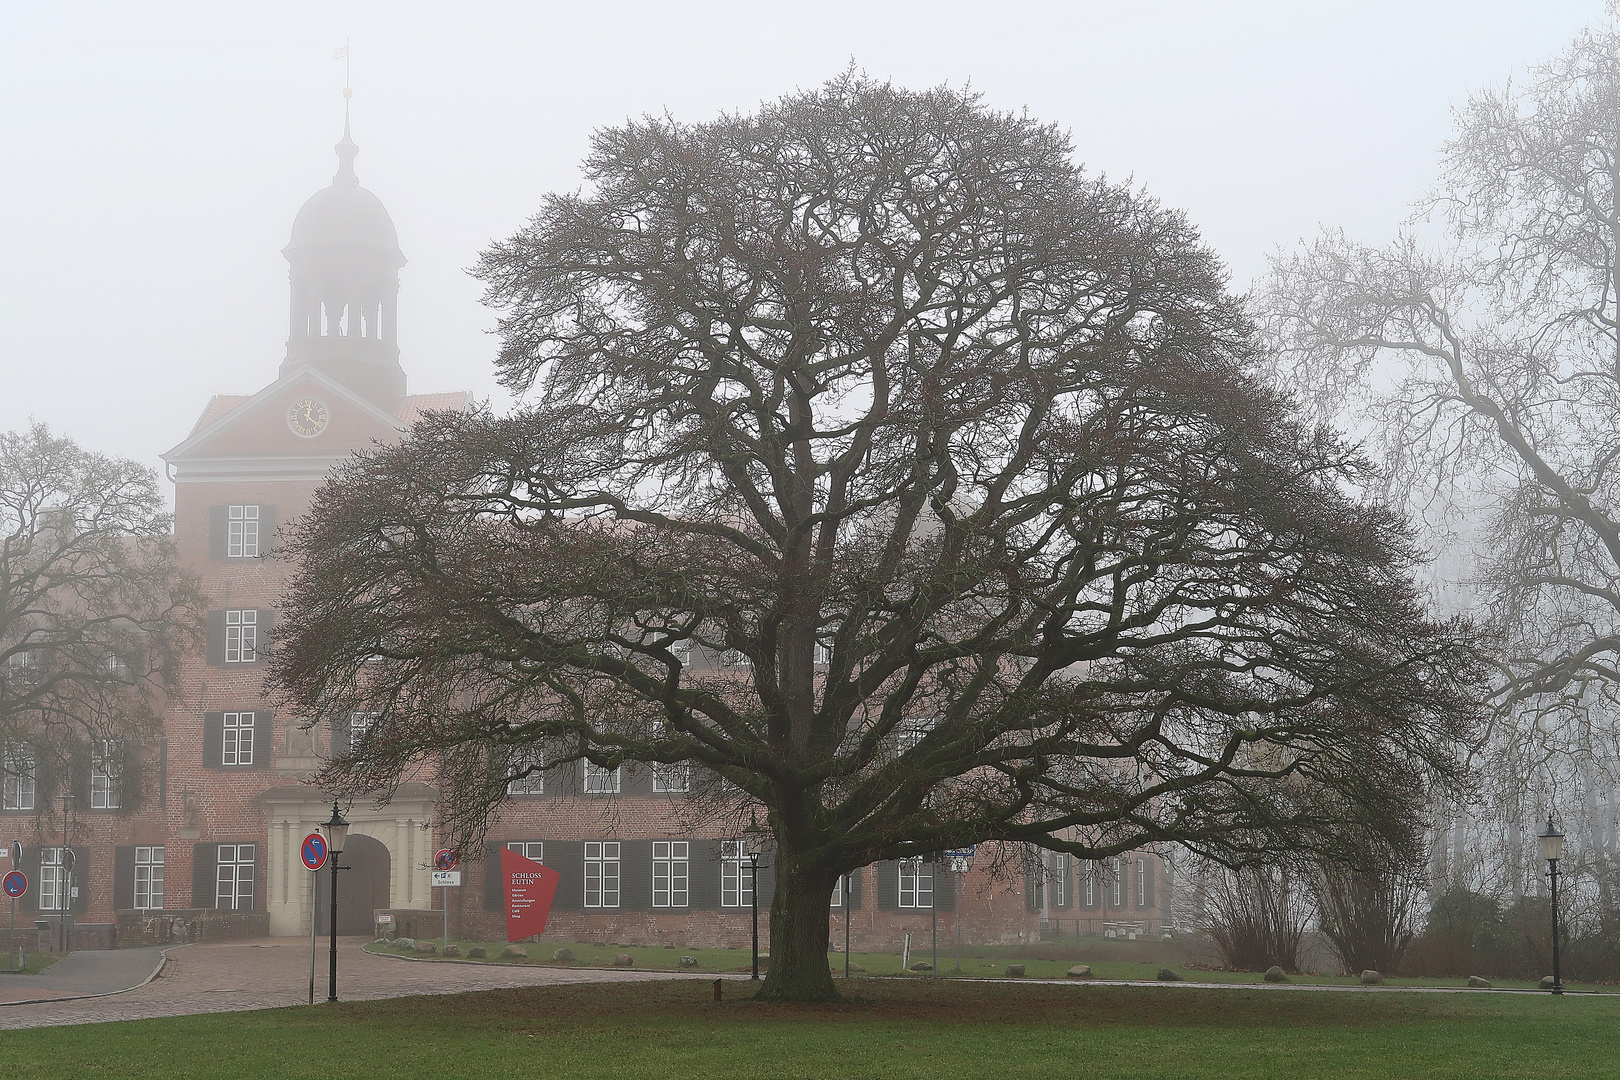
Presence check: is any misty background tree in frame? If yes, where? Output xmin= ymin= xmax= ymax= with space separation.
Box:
xmin=272 ymin=74 xmax=1483 ymax=1001
xmin=0 ymin=424 xmax=201 ymax=818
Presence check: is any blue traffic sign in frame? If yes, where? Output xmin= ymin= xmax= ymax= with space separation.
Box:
xmin=944 ymin=846 xmax=976 ymax=858
xmin=434 ymin=849 xmax=458 ymax=871
xmin=2 ymin=870 xmax=26 ymax=898
xmin=301 ymin=833 xmax=329 ymax=872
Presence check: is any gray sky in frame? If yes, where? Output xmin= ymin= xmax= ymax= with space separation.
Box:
xmin=0 ymin=1 xmax=1603 ymax=475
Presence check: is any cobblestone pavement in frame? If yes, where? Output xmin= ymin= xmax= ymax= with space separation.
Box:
xmin=0 ymin=938 xmax=728 ymax=1029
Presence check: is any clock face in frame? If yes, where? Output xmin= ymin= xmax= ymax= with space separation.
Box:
xmin=287 ymin=397 xmax=329 ymax=438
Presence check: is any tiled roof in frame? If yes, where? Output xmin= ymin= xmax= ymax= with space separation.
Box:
xmin=396 ymin=391 xmax=473 ymax=424
xmin=190 ymin=395 xmax=250 ymax=434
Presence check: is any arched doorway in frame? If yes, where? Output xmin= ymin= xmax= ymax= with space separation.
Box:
xmin=316 ymin=832 xmax=390 ymax=935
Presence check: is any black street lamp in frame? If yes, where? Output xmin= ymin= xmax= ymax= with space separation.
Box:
xmin=1539 ymin=815 xmax=1565 ymax=996
xmin=323 ymin=802 xmax=350 ymax=1003
xmin=747 ymin=849 xmax=761 ymax=980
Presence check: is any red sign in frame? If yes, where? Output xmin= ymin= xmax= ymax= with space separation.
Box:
xmin=502 ymin=847 xmax=561 ymax=942
xmin=435 ymin=849 xmax=458 ymax=871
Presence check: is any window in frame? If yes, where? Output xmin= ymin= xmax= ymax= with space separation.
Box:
xmin=1136 ymin=857 xmax=1147 ymax=907
xmin=224 ymin=610 xmax=258 ymax=663
xmin=135 ymin=846 xmax=164 ymax=910
xmin=3 ymin=750 xmax=35 ymax=811
xmin=651 ymin=762 xmax=690 ymax=793
xmin=40 ymin=847 xmax=69 ymax=912
xmin=507 ymin=748 xmax=544 ymax=795
xmin=1111 ymin=857 xmax=1123 ymax=907
xmin=91 ymin=740 xmax=122 ymax=808
xmin=1084 ymin=864 xmax=1097 ymax=907
xmin=227 ymin=505 xmax=260 ymax=558
xmin=505 ymin=841 xmax=543 ymax=862
xmin=1050 ymin=853 xmax=1068 ymax=907
xmin=223 ymin=713 xmax=254 ymax=766
xmin=831 ymin=874 xmax=843 ymax=908
xmin=216 ymin=844 xmax=255 ymax=910
xmin=582 ymin=763 xmax=620 ymax=794
xmin=584 ymin=841 xmax=620 ymax=908
xmin=652 ymin=841 xmax=689 ymax=907
xmin=721 ymin=840 xmax=754 ymax=908
xmin=898 ymin=857 xmax=933 ymax=909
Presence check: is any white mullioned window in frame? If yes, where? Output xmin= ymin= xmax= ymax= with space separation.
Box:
xmin=1111 ymin=857 xmax=1123 ymax=907
xmin=582 ymin=763 xmax=620 ymax=794
xmin=651 ymin=762 xmax=690 ymax=793
xmin=1050 ymin=853 xmax=1068 ymax=907
xmin=224 ymin=610 xmax=258 ymax=663
xmin=135 ymin=846 xmax=164 ymax=909
xmin=216 ymin=844 xmax=256 ymax=910
xmin=91 ymin=740 xmax=121 ymax=808
xmin=584 ymin=841 xmax=620 ymax=907
xmin=831 ymin=874 xmax=844 ymax=908
xmin=898 ymin=857 xmax=933 ymax=908
xmin=40 ymin=848 xmax=69 ymax=911
xmin=4 ymin=749 xmax=36 ymax=811
xmin=721 ymin=840 xmax=753 ymax=907
xmin=227 ymin=505 xmax=260 ymax=558
xmin=223 ymin=712 xmax=254 ymax=766
xmin=505 ymin=841 xmax=543 ymax=862
xmin=1137 ymin=857 xmax=1147 ymax=906
xmin=1084 ymin=864 xmax=1097 ymax=907
xmin=652 ymin=841 xmax=689 ymax=907
xmin=507 ymin=749 xmax=545 ymax=795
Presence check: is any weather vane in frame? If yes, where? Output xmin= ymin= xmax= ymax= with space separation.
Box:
xmin=334 ymin=39 xmax=352 ymax=101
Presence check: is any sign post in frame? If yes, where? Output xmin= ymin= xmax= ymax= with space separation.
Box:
xmin=3 ymin=868 xmax=27 ymax=973
xmin=434 ymin=850 xmax=458 ymax=950
xmin=945 ymin=848 xmax=975 ymax=975
xmin=300 ymin=833 xmax=329 ymax=1005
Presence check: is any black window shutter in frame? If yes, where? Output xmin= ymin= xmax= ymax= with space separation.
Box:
xmin=1139 ymin=859 xmax=1154 ymax=910
xmin=847 ymin=867 xmax=864 ymax=910
xmin=876 ymin=861 xmax=898 ymax=911
xmin=689 ymin=840 xmax=724 ymax=910
xmin=484 ymin=843 xmax=505 ymax=912
xmin=192 ymin=843 xmax=218 ymax=910
xmin=69 ymin=746 xmax=90 ymax=804
xmin=259 ymin=505 xmax=277 ymax=556
xmin=548 ymin=841 xmax=584 ymax=911
xmin=620 ymin=764 xmax=651 ymax=796
xmin=1025 ymin=865 xmax=1040 ymax=912
xmin=252 ymin=712 xmax=273 ymax=770
xmin=19 ymin=847 xmax=40 ymax=913
xmin=202 ymin=713 xmax=224 ymax=770
xmin=69 ymin=847 xmax=89 ymax=913
xmin=208 ymin=506 xmax=228 ymax=561
xmin=205 ymin=611 xmax=225 ymax=666
xmin=256 ymin=609 xmax=275 ymax=662
xmin=119 ymin=741 xmax=143 ymax=812
xmin=34 ymin=750 xmax=61 ymax=807
xmin=619 ymin=839 xmax=652 ymax=909
xmin=113 ymin=846 xmax=135 ymax=910
xmin=251 ymin=843 xmax=262 ymax=912
xmin=934 ymin=862 xmax=956 ymax=911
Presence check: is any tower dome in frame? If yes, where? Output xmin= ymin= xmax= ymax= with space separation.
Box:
xmin=280 ymin=111 xmax=408 ymax=412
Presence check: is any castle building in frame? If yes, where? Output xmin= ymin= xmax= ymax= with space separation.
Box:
xmin=3 ymin=116 xmax=1169 ymax=953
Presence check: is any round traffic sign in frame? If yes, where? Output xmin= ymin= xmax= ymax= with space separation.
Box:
xmin=3 ymin=870 xmax=26 ymax=898
xmin=434 ymin=849 xmax=457 ymax=871
xmin=301 ymin=832 xmax=329 ymax=872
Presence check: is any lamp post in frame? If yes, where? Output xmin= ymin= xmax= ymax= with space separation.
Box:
xmin=323 ymin=802 xmax=350 ymax=1003
xmin=748 ymin=850 xmax=761 ymax=980
xmin=1539 ymin=815 xmax=1565 ymax=996
xmin=58 ymin=794 xmax=74 ymax=954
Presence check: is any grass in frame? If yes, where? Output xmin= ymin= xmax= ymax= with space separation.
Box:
xmin=0 ymin=950 xmax=63 ymax=975
xmin=4 ymin=978 xmax=1620 ymax=1079
xmin=365 ymin=937 xmax=1608 ymax=991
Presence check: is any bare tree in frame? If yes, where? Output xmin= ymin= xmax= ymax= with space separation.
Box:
xmin=1189 ymin=863 xmax=1311 ymax=973
xmin=1313 ymin=861 xmax=1421 ymax=976
xmin=271 ymin=74 xmax=1484 ymax=1001
xmin=0 ymin=424 xmax=202 ymax=812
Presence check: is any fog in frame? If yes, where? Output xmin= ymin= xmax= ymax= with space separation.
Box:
xmin=0 ymin=0 xmax=1601 ymax=472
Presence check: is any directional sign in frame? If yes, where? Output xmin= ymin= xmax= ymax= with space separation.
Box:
xmin=434 ymin=849 xmax=458 ymax=872
xmin=8 ymin=841 xmax=19 ymax=864
xmin=431 ymin=871 xmax=461 ymax=887
xmin=502 ymin=848 xmax=560 ymax=942
xmin=2 ymin=871 xmax=26 ymax=898
xmin=301 ymin=832 xmax=329 ymax=872
xmin=944 ymin=846 xmax=976 ymax=858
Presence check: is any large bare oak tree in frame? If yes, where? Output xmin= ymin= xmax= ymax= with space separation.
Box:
xmin=272 ymin=75 xmax=1483 ymax=1000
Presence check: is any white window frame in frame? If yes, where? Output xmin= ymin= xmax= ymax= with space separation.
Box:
xmin=135 ymin=846 xmax=164 ymax=910
xmin=223 ymin=712 xmax=254 ymax=766
xmin=831 ymin=874 xmax=843 ymax=908
xmin=1084 ymin=863 xmax=1097 ymax=907
xmin=1111 ymin=857 xmax=1123 ymax=907
xmin=1050 ymin=853 xmax=1068 ymax=907
xmin=91 ymin=739 xmax=122 ymax=808
xmin=40 ymin=847 xmax=68 ymax=912
xmin=227 ymin=504 xmax=260 ymax=558
xmin=1137 ymin=857 xmax=1147 ymax=907
xmin=505 ymin=841 xmax=544 ymax=862
xmin=652 ymin=841 xmax=689 ymax=908
xmin=4 ymin=749 xmax=36 ymax=811
xmin=224 ymin=610 xmax=258 ymax=664
xmin=216 ymin=844 xmax=256 ymax=911
xmin=898 ymin=856 xmax=933 ymax=909
xmin=507 ymin=749 xmax=545 ymax=795
xmin=721 ymin=840 xmax=753 ymax=908
xmin=582 ymin=763 xmax=620 ymax=794
xmin=584 ymin=841 xmax=620 ymax=907
xmin=651 ymin=762 xmax=690 ymax=793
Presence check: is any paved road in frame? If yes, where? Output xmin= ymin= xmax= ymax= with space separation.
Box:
xmin=0 ymin=938 xmax=726 ymax=1029
xmin=0 ymin=945 xmax=168 ymax=1004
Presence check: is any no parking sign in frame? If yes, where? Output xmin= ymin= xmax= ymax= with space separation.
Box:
xmin=301 ymin=833 xmax=329 ymax=872
xmin=3 ymin=871 xmax=26 ymax=899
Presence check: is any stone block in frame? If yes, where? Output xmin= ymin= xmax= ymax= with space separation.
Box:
xmin=613 ymin=953 xmax=634 ymax=967
xmin=469 ymin=947 xmax=487 ymax=959
xmin=502 ymin=945 xmax=528 ymax=959
xmin=1264 ymin=966 xmax=1289 ymax=983
xmin=679 ymin=955 xmax=699 ymax=967
xmin=1066 ymin=965 xmax=1093 ymax=979
xmin=1468 ymin=975 xmax=1491 ymax=989
xmin=1156 ymin=968 xmax=1183 ymax=981
xmin=552 ymin=948 xmax=575 ymax=961
xmin=441 ymin=944 xmax=461 ymax=957
xmin=910 ymin=961 xmax=932 ymax=971
xmin=1004 ymin=964 xmax=1025 ymax=977
xmin=413 ymin=941 xmax=437 ymax=954
xmin=1360 ymin=970 xmax=1383 ymax=985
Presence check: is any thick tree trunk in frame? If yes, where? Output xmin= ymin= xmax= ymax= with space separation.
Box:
xmin=755 ymin=854 xmax=839 ymax=1002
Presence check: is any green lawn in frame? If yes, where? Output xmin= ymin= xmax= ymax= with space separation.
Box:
xmin=366 ymin=937 xmax=1607 ymax=991
xmin=1 ymin=950 xmax=63 ymax=975
xmin=5 ymin=979 xmax=1620 ymax=1079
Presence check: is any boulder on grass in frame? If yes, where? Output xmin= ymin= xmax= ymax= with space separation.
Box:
xmin=1156 ymin=968 xmax=1183 ymax=981
xmin=679 ymin=955 xmax=699 ymax=967
xmin=845 ymin=962 xmax=864 ymax=972
xmin=502 ymin=945 xmax=528 ymax=960
xmin=1359 ymin=970 xmax=1383 ymax=985
xmin=613 ymin=953 xmax=634 ymax=967
xmin=1003 ymin=964 xmax=1025 ymax=977
xmin=1540 ymin=975 xmax=1557 ymax=990
xmin=413 ymin=941 xmax=438 ymax=955
xmin=441 ymin=944 xmax=461 ymax=958
xmin=1066 ymin=965 xmax=1093 ymax=979
xmin=394 ymin=938 xmax=415 ymax=950
xmin=910 ymin=961 xmax=933 ymax=972
xmin=552 ymin=948 xmax=575 ymax=962
xmin=1264 ymin=966 xmax=1289 ymax=983
xmin=468 ymin=947 xmax=487 ymax=959
xmin=1468 ymin=975 xmax=1491 ymax=989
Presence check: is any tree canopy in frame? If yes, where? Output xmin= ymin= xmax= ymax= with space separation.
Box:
xmin=272 ymin=74 xmax=1483 ymax=1000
